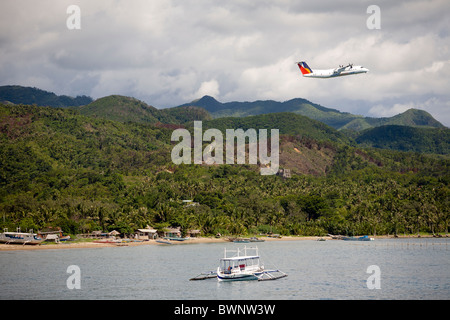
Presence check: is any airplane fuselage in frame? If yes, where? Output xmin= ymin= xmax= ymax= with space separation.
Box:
xmin=298 ymin=62 xmax=369 ymax=78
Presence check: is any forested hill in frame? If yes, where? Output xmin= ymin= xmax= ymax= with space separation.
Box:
xmin=0 ymin=86 xmax=212 ymax=125
xmin=355 ymin=125 xmax=449 ymax=155
xmin=179 ymin=95 xmax=445 ymax=131
xmin=178 ymin=95 xmax=361 ymax=129
xmin=78 ymin=95 xmax=211 ymax=124
xmin=0 ymin=85 xmax=93 ymax=107
xmin=2 ymin=85 xmax=445 ymax=132
xmin=341 ymin=108 xmax=445 ymax=131
xmin=201 ymin=112 xmax=349 ymax=144
xmin=0 ymin=103 xmax=448 ymax=237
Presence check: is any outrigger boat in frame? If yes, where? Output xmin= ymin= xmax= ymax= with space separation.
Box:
xmin=156 ymin=239 xmax=173 ymax=245
xmin=190 ymin=246 xmax=287 ymax=282
xmin=342 ymin=235 xmax=374 ymax=241
xmin=0 ymin=228 xmax=45 ymax=245
xmin=163 ymin=236 xmax=189 ymax=241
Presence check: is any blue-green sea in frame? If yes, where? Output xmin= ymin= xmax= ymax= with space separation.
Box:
xmin=0 ymin=238 xmax=448 ymax=300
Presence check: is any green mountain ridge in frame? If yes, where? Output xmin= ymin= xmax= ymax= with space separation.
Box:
xmin=179 ymin=95 xmax=445 ymax=131
xmin=79 ymin=95 xmax=211 ymax=124
xmin=201 ymin=112 xmax=349 ymax=145
xmin=178 ymin=96 xmax=449 ymax=155
xmin=342 ymin=109 xmax=445 ymax=131
xmin=1 ymin=86 xmax=447 ymax=155
xmin=356 ymin=125 xmax=450 ymax=154
xmin=2 ymin=85 xmax=445 ymax=131
xmin=0 ymin=85 xmax=93 ymax=107
xmin=78 ymin=95 xmax=162 ymax=123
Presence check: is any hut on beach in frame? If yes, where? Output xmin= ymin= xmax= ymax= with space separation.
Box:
xmin=187 ymin=229 xmax=201 ymax=238
xmin=135 ymin=226 xmax=158 ymax=240
xmin=162 ymin=227 xmax=181 ymax=238
xmin=38 ymin=227 xmax=63 ymax=239
xmin=77 ymin=230 xmax=121 ymax=239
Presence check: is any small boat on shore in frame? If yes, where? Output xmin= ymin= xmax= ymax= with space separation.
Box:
xmin=163 ymin=236 xmax=189 ymax=241
xmin=59 ymin=235 xmax=71 ymax=241
xmin=233 ymin=238 xmax=250 ymax=243
xmin=156 ymin=239 xmax=173 ymax=245
xmin=0 ymin=228 xmax=45 ymax=245
xmin=93 ymin=239 xmax=121 ymax=244
xmin=328 ymin=234 xmax=344 ymax=240
xmin=342 ymin=235 xmax=374 ymax=241
xmin=231 ymin=237 xmax=265 ymax=243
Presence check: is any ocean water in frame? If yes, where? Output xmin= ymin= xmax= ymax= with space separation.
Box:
xmin=0 ymin=238 xmax=448 ymax=300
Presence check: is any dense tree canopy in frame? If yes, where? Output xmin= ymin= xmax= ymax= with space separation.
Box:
xmin=1 ymin=104 xmax=448 ymax=237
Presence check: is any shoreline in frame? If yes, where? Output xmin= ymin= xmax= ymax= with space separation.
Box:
xmin=0 ymin=234 xmax=445 ymax=251
xmin=0 ymin=236 xmax=306 ymax=251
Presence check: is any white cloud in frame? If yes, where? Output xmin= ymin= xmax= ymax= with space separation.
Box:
xmin=369 ymin=97 xmax=450 ymax=125
xmin=194 ymin=79 xmax=220 ymax=99
xmin=369 ymin=103 xmax=413 ymax=118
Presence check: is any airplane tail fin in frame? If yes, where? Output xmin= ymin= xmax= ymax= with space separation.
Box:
xmin=297 ymin=61 xmax=313 ymax=75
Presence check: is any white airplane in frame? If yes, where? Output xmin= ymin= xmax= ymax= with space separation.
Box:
xmin=297 ymin=61 xmax=369 ymax=78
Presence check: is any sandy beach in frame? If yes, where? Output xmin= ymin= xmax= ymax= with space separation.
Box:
xmin=0 ymin=234 xmax=442 ymax=251
xmin=0 ymin=235 xmax=327 ymax=251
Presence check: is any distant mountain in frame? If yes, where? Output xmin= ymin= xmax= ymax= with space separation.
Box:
xmin=79 ymin=95 xmax=166 ymax=124
xmin=179 ymin=96 xmax=445 ymax=131
xmin=179 ymin=96 xmax=360 ymax=129
xmin=341 ymin=109 xmax=445 ymax=131
xmin=0 ymin=85 xmax=92 ymax=107
xmin=79 ymin=95 xmax=211 ymax=124
xmin=355 ymin=125 xmax=450 ymax=155
xmin=2 ymin=85 xmax=447 ymax=155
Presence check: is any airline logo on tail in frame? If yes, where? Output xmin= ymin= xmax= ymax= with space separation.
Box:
xmin=298 ymin=61 xmax=312 ymax=75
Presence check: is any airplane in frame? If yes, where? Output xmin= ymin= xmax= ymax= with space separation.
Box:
xmin=297 ymin=61 xmax=369 ymax=78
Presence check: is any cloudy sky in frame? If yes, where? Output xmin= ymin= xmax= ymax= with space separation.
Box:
xmin=1 ymin=0 xmax=449 ymax=125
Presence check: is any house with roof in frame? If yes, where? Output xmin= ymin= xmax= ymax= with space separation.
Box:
xmin=186 ymin=229 xmax=201 ymax=238
xmin=162 ymin=227 xmax=181 ymax=238
xmin=135 ymin=225 xmax=158 ymax=240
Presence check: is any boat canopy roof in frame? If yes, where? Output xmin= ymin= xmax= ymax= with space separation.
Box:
xmin=220 ymin=255 xmax=259 ymax=261
xmin=221 ymin=246 xmax=260 ymax=261
xmin=3 ymin=231 xmax=37 ymax=235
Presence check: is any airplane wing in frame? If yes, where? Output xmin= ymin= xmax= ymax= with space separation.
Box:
xmin=333 ymin=66 xmax=346 ymax=73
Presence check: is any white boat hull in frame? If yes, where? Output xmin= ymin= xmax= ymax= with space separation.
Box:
xmin=0 ymin=232 xmax=45 ymax=245
xmin=217 ymin=271 xmax=260 ymax=282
